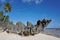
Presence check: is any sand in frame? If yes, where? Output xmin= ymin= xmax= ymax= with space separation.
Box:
xmin=0 ymin=32 xmax=60 ymax=40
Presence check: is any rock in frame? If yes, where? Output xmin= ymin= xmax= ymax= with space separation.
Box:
xmin=0 ymin=20 xmax=52 ymax=36
xmin=16 ymin=22 xmax=25 ymax=33
xmin=7 ymin=24 xmax=18 ymax=33
xmin=36 ymin=19 xmax=52 ymax=32
xmin=0 ymin=22 xmax=7 ymax=32
xmin=27 ymin=21 xmax=34 ymax=27
xmin=27 ymin=21 xmax=35 ymax=35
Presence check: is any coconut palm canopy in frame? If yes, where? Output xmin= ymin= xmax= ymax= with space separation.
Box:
xmin=4 ymin=2 xmax=12 ymax=12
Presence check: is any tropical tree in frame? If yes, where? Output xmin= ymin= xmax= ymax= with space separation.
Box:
xmin=0 ymin=1 xmax=13 ymax=32
xmin=3 ymin=2 xmax=12 ymax=23
xmin=3 ymin=15 xmax=9 ymax=23
xmin=0 ymin=11 xmax=9 ymax=23
xmin=4 ymin=2 xmax=12 ymax=12
xmin=0 ymin=11 xmax=3 ymax=16
xmin=0 ymin=11 xmax=4 ymax=22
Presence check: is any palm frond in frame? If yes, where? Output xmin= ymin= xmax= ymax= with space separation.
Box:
xmin=4 ymin=3 xmax=12 ymax=12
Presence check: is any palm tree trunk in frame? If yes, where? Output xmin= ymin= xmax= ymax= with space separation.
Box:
xmin=2 ymin=13 xmax=8 ymax=32
xmin=3 ymin=13 xmax=8 ymax=23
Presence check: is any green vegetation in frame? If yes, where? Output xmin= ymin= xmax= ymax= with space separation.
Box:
xmin=4 ymin=2 xmax=12 ymax=12
xmin=0 ymin=2 xmax=13 ymax=25
xmin=0 ymin=11 xmax=4 ymax=22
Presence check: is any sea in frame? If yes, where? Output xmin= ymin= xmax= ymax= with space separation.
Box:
xmin=44 ymin=28 xmax=60 ymax=37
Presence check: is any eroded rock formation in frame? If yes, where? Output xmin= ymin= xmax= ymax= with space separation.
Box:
xmin=0 ymin=19 xmax=52 ymax=36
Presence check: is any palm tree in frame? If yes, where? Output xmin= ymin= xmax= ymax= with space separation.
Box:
xmin=3 ymin=2 xmax=12 ymax=23
xmin=4 ymin=15 xmax=9 ymax=23
xmin=0 ymin=2 xmax=12 ymax=32
xmin=0 ymin=11 xmax=3 ymax=16
xmin=2 ymin=2 xmax=12 ymax=32
xmin=0 ymin=11 xmax=9 ymax=23
xmin=0 ymin=11 xmax=4 ymax=22
xmin=4 ymin=2 xmax=12 ymax=12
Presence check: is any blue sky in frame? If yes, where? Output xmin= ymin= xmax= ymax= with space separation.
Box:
xmin=0 ymin=0 xmax=60 ymax=28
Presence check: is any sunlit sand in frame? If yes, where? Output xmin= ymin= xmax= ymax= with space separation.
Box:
xmin=0 ymin=32 xmax=60 ymax=40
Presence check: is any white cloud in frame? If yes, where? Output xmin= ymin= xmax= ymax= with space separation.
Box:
xmin=22 ymin=0 xmax=43 ymax=4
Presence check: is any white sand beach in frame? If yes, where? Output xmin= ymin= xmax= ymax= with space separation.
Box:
xmin=0 ymin=32 xmax=60 ymax=40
